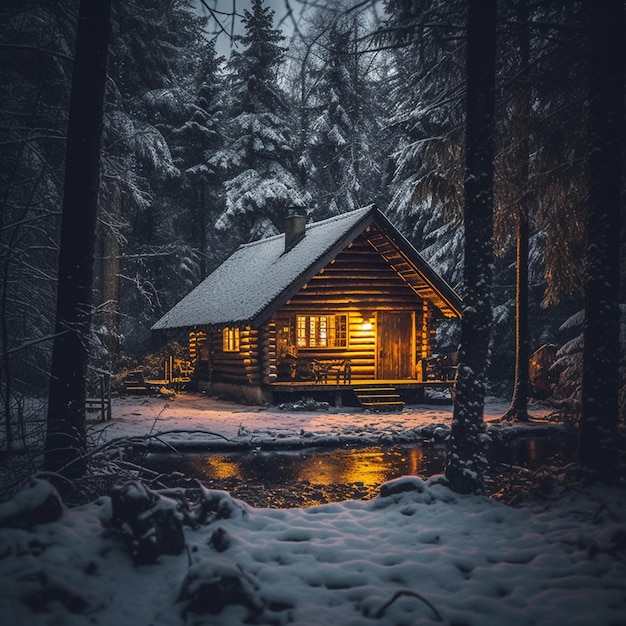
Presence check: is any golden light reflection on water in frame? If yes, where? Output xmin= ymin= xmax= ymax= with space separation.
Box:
xmin=407 ymin=447 xmax=425 ymax=475
xmin=139 ymin=437 xmax=573 ymax=508
xmin=297 ymin=449 xmax=389 ymax=485
xmin=187 ymin=456 xmax=242 ymax=480
xmin=184 ymin=447 xmax=432 ymax=488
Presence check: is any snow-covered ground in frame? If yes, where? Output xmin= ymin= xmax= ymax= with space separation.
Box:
xmin=87 ymin=391 xmax=557 ymax=450
xmin=1 ymin=393 xmax=624 ymax=625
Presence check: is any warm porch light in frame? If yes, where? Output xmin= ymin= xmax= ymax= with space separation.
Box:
xmin=361 ymin=312 xmax=374 ymax=331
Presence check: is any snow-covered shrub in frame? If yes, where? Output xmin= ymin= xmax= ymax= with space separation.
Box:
xmin=278 ymin=397 xmax=330 ymax=411
xmin=107 ymin=480 xmax=185 ymax=564
xmin=188 ymin=485 xmax=247 ymax=527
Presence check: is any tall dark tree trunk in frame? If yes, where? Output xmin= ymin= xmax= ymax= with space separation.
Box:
xmin=507 ymin=210 xmax=530 ymax=419
xmin=101 ymin=200 xmax=121 ymax=369
xmin=44 ymin=0 xmax=112 ymax=478
xmin=445 ymin=0 xmax=497 ymax=495
xmin=503 ymin=0 xmax=530 ymax=423
xmin=578 ymin=0 xmax=623 ymax=481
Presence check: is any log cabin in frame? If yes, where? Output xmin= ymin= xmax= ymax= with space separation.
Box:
xmin=152 ymin=206 xmax=462 ymax=409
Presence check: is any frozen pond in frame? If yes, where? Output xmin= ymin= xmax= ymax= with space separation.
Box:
xmin=132 ymin=434 xmax=577 ymax=508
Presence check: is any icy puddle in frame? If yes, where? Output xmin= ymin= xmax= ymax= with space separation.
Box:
xmin=131 ymin=435 xmax=576 ymax=508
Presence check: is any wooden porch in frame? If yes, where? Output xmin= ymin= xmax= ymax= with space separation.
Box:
xmin=269 ymin=378 xmax=455 ymax=410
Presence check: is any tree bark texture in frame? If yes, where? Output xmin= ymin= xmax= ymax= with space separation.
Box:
xmin=507 ymin=211 xmax=530 ymax=420
xmin=445 ymin=0 xmax=497 ymax=494
xmin=503 ymin=0 xmax=530 ymax=423
xmin=44 ymin=0 xmax=112 ymax=477
xmin=578 ymin=0 xmax=623 ymax=481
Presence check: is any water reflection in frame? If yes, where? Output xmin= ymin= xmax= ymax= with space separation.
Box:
xmin=135 ymin=435 xmax=575 ymax=508
xmin=174 ymin=445 xmax=443 ymax=489
xmin=195 ymin=456 xmax=241 ymax=480
xmin=515 ymin=437 xmax=539 ymax=465
xmin=495 ymin=434 xmax=576 ymax=469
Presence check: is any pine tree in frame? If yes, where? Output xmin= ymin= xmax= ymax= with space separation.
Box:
xmin=531 ymin=2 xmax=589 ymax=308
xmin=504 ymin=2 xmax=604 ymax=417
xmin=301 ymin=10 xmax=385 ymax=219
xmin=99 ymin=0 xmax=208 ymax=354
xmin=172 ymin=39 xmax=228 ymax=281
xmin=381 ymin=0 xmax=466 ymax=290
xmin=212 ymin=0 xmax=307 ymax=241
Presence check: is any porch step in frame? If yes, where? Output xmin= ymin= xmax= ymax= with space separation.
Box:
xmin=353 ymin=385 xmax=405 ymax=412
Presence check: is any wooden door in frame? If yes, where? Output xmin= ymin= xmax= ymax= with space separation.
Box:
xmin=377 ymin=311 xmax=414 ymax=379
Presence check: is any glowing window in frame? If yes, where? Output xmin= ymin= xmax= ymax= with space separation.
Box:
xmin=222 ymin=327 xmax=240 ymax=352
xmin=296 ymin=315 xmax=348 ymax=349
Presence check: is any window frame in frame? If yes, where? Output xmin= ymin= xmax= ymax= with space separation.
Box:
xmin=222 ymin=326 xmax=241 ymax=352
xmin=296 ymin=313 xmax=348 ymax=350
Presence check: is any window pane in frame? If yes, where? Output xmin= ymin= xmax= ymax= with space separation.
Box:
xmin=319 ymin=316 xmax=328 ymax=347
xmin=335 ymin=315 xmax=347 ymax=347
xmin=309 ymin=316 xmax=316 ymax=347
xmin=223 ymin=327 xmax=240 ymax=351
xmin=297 ymin=316 xmax=306 ymax=347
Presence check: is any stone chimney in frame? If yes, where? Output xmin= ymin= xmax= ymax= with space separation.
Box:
xmin=284 ymin=210 xmax=306 ymax=252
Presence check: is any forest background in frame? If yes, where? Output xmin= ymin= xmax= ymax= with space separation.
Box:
xmin=1 ymin=0 xmax=624 ymax=459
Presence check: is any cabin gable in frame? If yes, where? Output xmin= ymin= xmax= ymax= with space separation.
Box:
xmin=271 ymin=231 xmax=438 ymax=382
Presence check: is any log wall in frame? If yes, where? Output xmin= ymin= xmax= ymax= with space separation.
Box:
xmin=209 ymin=325 xmax=252 ymax=384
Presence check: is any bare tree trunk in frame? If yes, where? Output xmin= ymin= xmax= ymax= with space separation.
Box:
xmin=578 ymin=0 xmax=623 ymax=481
xmin=44 ymin=0 xmax=112 ymax=478
xmin=502 ymin=0 xmax=530 ymax=423
xmin=505 ymin=211 xmax=530 ymax=421
xmin=445 ymin=0 xmax=497 ymax=495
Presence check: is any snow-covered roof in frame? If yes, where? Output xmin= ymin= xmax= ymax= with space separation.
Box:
xmin=152 ymin=206 xmax=461 ymax=330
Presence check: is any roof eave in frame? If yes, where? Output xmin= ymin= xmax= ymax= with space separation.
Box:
xmin=374 ymin=211 xmax=463 ymax=318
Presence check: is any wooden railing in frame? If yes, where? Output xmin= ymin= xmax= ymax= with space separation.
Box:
xmin=86 ymin=372 xmax=111 ymax=421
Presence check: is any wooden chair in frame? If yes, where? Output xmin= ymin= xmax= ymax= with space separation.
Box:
xmin=311 ymin=359 xmax=352 ymax=384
